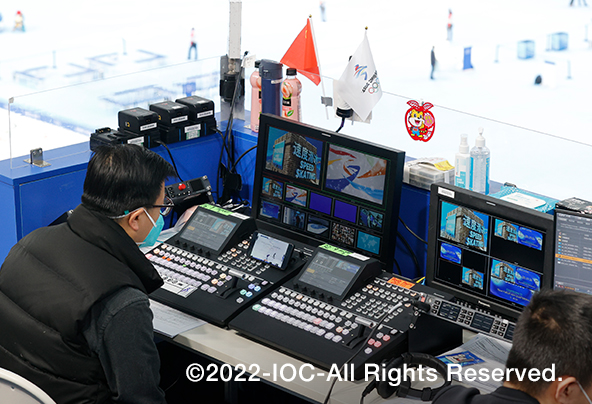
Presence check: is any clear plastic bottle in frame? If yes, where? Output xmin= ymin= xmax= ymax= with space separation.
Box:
xmin=282 ymin=68 xmax=302 ymax=122
xmin=454 ymin=134 xmax=470 ymax=189
xmin=469 ymin=128 xmax=490 ymax=194
xmin=250 ymin=60 xmax=262 ymax=132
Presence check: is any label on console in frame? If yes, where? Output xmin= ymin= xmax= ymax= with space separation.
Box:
xmin=231 ymin=212 xmax=250 ymax=221
xmin=161 ymin=277 xmax=197 ymax=298
xmin=319 ymin=244 xmax=351 ymax=256
xmin=387 ymin=277 xmax=415 ymax=289
xmin=438 ymin=187 xmax=455 ymax=198
xmin=201 ymin=203 xmax=232 ymax=216
xmin=349 ymin=252 xmax=370 ymax=261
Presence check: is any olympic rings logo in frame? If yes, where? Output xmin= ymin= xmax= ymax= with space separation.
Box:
xmin=368 ymin=78 xmax=381 ymax=94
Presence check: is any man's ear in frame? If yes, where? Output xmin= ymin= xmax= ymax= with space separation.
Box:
xmin=126 ymin=209 xmax=144 ymax=232
xmin=554 ymin=376 xmax=579 ymax=404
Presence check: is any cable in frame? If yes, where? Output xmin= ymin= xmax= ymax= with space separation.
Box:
xmin=155 ymin=140 xmax=183 ymax=181
xmin=214 ymin=128 xmax=229 ymax=200
xmin=213 ymin=127 xmax=235 ymax=200
xmin=224 ymin=53 xmax=248 ymax=173
xmin=335 ymin=116 xmax=346 ymax=133
xmin=393 ymin=258 xmax=402 ymax=276
xmin=398 ymin=216 xmax=428 ymax=245
xmin=397 ymin=230 xmax=422 ymax=279
xmin=218 ymin=51 xmax=248 ymax=204
xmin=322 ymin=303 xmax=402 ymax=404
xmin=230 ymin=144 xmax=257 ymax=173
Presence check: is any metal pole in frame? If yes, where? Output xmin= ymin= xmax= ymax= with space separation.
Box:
xmin=8 ymin=98 xmax=13 ymax=166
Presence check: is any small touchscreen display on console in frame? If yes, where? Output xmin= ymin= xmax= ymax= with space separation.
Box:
xmin=249 ymin=232 xmax=294 ymax=270
xmin=179 ymin=210 xmax=237 ymax=251
xmin=298 ymin=251 xmax=361 ymax=297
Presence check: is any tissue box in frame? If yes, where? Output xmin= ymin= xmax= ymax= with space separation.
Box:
xmin=490 ymin=185 xmax=558 ymax=213
xmin=404 ymin=158 xmax=454 ymax=190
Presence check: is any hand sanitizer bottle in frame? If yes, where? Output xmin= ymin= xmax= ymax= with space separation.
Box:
xmin=454 ymin=134 xmax=470 ymax=189
xmin=469 ymin=127 xmax=490 ymax=194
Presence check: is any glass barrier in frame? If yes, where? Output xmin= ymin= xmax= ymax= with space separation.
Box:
xmin=4 ymin=56 xmax=221 ymax=168
xmin=3 ymin=57 xmax=590 ymax=203
xmin=244 ymin=68 xmax=592 ymax=203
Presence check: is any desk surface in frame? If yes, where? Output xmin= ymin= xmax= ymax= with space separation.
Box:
xmin=173 ymin=322 xmax=423 ymax=404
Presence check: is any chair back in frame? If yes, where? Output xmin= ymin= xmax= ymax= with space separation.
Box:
xmin=0 ymin=367 xmax=56 ymax=404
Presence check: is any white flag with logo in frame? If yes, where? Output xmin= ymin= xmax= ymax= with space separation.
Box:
xmin=336 ymin=31 xmax=382 ymax=121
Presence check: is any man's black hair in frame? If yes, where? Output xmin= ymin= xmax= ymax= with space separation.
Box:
xmin=81 ymin=144 xmax=176 ymax=216
xmin=506 ymin=289 xmax=592 ymax=395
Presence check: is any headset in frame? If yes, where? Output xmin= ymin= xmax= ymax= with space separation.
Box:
xmin=362 ymin=352 xmax=451 ymax=402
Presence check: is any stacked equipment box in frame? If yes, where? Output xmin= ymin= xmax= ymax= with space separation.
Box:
xmin=118 ymin=107 xmax=161 ymax=148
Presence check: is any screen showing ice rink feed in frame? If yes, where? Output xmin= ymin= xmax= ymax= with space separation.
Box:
xmin=435 ymin=200 xmax=545 ymax=309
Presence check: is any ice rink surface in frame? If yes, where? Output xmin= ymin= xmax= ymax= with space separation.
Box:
xmin=0 ymin=0 xmax=591 ymax=199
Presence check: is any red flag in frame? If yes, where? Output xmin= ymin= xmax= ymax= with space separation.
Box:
xmin=280 ymin=19 xmax=321 ymax=85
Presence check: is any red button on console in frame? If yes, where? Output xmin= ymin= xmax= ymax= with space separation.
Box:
xmin=178 ymin=183 xmax=187 ymax=190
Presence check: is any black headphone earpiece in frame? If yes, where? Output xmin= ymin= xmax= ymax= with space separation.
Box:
xmin=375 ymin=352 xmax=451 ymax=401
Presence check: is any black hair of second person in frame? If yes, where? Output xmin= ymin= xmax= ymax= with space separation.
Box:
xmin=81 ymin=144 xmax=176 ymax=216
xmin=505 ymin=289 xmax=592 ymax=396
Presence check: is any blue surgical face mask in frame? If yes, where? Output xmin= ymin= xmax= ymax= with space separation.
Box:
xmin=140 ymin=208 xmax=164 ymax=247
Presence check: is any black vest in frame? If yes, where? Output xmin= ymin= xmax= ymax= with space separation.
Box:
xmin=0 ymin=205 xmax=163 ymax=404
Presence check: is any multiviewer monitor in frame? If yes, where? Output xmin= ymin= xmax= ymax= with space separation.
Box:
xmin=426 ymin=183 xmax=555 ymax=321
xmin=252 ymin=114 xmax=406 ymax=270
xmin=553 ymin=209 xmax=592 ymax=296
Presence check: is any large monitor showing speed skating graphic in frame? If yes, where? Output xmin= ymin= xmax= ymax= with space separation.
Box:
xmin=324 ymin=145 xmax=387 ymax=205
xmin=252 ymin=114 xmax=405 ymax=270
xmin=426 ymin=183 xmax=555 ymax=321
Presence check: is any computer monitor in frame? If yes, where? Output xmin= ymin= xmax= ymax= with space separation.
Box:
xmin=426 ymin=183 xmax=555 ymax=321
xmin=553 ymin=209 xmax=592 ymax=295
xmin=252 ymin=114 xmax=406 ymax=270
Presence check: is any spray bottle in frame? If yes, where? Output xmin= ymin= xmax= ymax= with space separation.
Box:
xmin=454 ymin=134 xmax=470 ymax=189
xmin=282 ymin=68 xmax=302 ymax=122
xmin=469 ymin=127 xmax=490 ymax=194
xmin=249 ymin=60 xmax=261 ymax=132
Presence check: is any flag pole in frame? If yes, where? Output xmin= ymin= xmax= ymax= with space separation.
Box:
xmin=308 ymin=15 xmax=330 ymax=119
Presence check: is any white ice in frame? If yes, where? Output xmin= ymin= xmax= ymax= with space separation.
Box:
xmin=0 ymin=0 xmax=591 ymax=200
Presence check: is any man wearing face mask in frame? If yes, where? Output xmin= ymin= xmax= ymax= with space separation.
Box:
xmin=0 ymin=144 xmax=176 ymax=404
xmin=432 ymin=289 xmax=592 ymax=404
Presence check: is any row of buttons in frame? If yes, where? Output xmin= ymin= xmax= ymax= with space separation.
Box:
xmin=340 ymin=279 xmax=416 ymax=325
xmin=217 ymin=241 xmax=272 ymax=276
xmin=256 ymin=286 xmax=404 ymax=353
xmin=148 ymin=255 xmax=210 ymax=288
xmin=264 ymin=296 xmax=345 ymax=330
xmin=458 ymin=308 xmax=474 ymax=325
xmin=429 ymin=298 xmax=514 ymax=341
xmin=148 ymin=243 xmax=266 ymax=304
xmin=252 ymin=301 xmax=347 ymax=344
xmin=492 ymin=318 xmax=509 ymax=337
